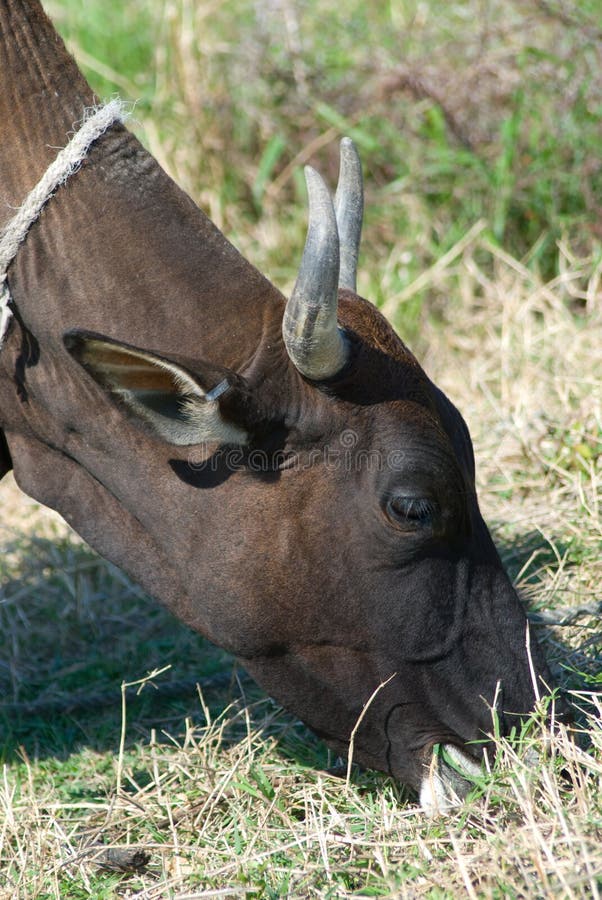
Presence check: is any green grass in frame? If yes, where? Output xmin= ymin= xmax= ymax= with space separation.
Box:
xmin=1 ymin=0 xmax=601 ymax=896
xmin=48 ymin=0 xmax=602 ymax=293
xmin=0 ymin=526 xmax=236 ymax=763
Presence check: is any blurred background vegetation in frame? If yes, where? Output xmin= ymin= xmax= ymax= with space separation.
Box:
xmin=47 ymin=0 xmax=602 ymax=337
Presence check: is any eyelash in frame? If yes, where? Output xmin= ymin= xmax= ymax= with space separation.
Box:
xmin=387 ymin=496 xmax=437 ymax=526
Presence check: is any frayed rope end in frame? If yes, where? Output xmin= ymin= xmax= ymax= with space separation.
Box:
xmin=81 ymin=97 xmax=132 ymax=128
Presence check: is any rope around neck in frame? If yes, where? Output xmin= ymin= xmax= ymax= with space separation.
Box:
xmin=0 ymin=99 xmax=130 ymax=348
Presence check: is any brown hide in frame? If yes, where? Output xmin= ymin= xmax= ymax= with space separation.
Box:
xmin=0 ymin=0 xmax=559 ymax=801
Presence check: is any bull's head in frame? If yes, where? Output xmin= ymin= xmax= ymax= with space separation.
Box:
xmin=64 ymin=140 xmax=557 ymax=811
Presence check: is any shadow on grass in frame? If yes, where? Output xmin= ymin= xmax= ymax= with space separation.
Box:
xmin=0 ymin=530 xmax=599 ymax=765
xmin=0 ymin=531 xmax=247 ymax=762
xmin=496 ymin=528 xmax=601 ymax=691
xmin=0 ymin=532 xmax=337 ymax=772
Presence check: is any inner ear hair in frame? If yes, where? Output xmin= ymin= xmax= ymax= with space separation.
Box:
xmin=75 ymin=339 xmax=205 ymax=398
xmin=64 ymin=333 xmax=250 ymax=446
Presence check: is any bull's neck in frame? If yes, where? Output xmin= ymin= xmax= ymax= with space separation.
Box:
xmin=0 ymin=0 xmax=95 ymax=227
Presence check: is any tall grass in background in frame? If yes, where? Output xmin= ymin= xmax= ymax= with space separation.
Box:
xmin=1 ymin=0 xmax=601 ymax=896
xmin=48 ymin=0 xmax=602 ymax=317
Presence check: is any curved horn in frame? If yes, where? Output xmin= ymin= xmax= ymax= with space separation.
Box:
xmin=282 ymin=166 xmax=349 ymax=380
xmin=334 ymin=137 xmax=364 ymax=292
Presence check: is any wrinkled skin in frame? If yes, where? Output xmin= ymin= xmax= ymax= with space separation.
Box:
xmin=0 ymin=0 xmax=559 ymax=807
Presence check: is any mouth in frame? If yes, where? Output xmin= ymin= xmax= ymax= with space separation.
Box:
xmin=419 ymin=743 xmax=483 ymax=815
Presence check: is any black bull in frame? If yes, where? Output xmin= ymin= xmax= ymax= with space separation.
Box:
xmin=0 ymin=0 xmax=561 ymax=812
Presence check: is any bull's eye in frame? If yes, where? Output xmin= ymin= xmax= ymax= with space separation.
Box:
xmin=387 ymin=495 xmax=437 ymax=528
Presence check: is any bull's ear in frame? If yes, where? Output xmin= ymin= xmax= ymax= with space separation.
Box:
xmin=64 ymin=331 xmax=256 ymax=446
